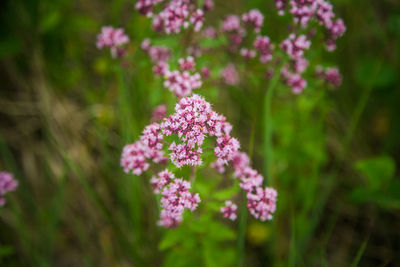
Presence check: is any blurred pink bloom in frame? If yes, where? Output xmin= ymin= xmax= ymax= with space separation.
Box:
xmin=203 ymin=0 xmax=214 ymax=12
xmin=164 ymin=70 xmax=202 ymax=97
xmin=179 ymin=56 xmax=196 ymax=71
xmin=0 ymin=172 xmax=18 ymax=206
xmin=221 ymin=15 xmax=241 ymax=32
xmin=221 ymin=201 xmax=237 ymax=221
xmin=152 ymin=104 xmax=167 ymax=121
xmin=254 ymin=36 xmax=274 ymax=63
xmin=96 ymin=26 xmax=129 ymax=58
xmin=242 ymin=9 xmax=264 ymax=33
xmin=316 ymin=66 xmax=342 ymax=87
xmin=201 ymin=67 xmax=210 ymax=79
xmin=240 ymin=48 xmax=256 ymax=60
xmin=247 ymin=187 xmax=277 ymax=221
xmin=159 ymin=178 xmax=200 ymax=227
xmin=222 ymin=64 xmax=239 ymax=85
xmin=153 ymin=61 xmax=169 ymax=76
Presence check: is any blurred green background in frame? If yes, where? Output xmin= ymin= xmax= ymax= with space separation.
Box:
xmin=0 ymin=0 xmax=400 ymax=266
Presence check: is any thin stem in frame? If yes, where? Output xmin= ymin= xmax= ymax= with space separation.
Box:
xmin=341 ymin=60 xmax=383 ymax=158
xmin=236 ymin=118 xmax=257 ymax=266
xmin=236 ymin=192 xmax=248 ymax=267
xmin=263 ymin=62 xmax=285 ymax=185
xmin=190 ymin=166 xmax=196 ymax=183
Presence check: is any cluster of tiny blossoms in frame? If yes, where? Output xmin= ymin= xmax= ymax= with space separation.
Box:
xmin=96 ymin=26 xmax=130 ymax=58
xmin=150 ymin=170 xmax=200 ymax=227
xmin=280 ymin=33 xmax=311 ymax=93
xmin=163 ymin=56 xmax=202 ymax=98
xmin=212 ymin=151 xmax=277 ymax=221
xmin=274 ymin=0 xmax=346 ymax=49
xmin=0 ymin=171 xmax=18 ymax=206
xmin=315 ymin=65 xmax=342 ymax=88
xmin=121 ymin=94 xmax=277 ymax=226
xmin=141 ymin=40 xmax=202 ymax=97
xmin=212 ymin=0 xmax=345 ymax=93
xmin=135 ymin=0 xmax=210 ymax=34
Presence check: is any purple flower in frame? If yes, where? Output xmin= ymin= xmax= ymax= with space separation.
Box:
xmin=240 ymin=48 xmax=256 ymax=60
xmin=0 ymin=172 xmax=18 ymax=206
xmin=316 ymin=66 xmax=342 ymax=87
xmin=220 ymin=201 xmax=237 ymax=221
xmin=280 ymin=33 xmax=311 ymax=59
xmin=247 ymin=187 xmax=277 ymax=221
xmin=158 ymin=178 xmax=200 ymax=227
xmin=96 ymin=26 xmax=129 ymax=58
xmin=254 ymin=36 xmax=274 ymax=63
xmin=152 ymin=104 xmax=167 ymax=122
xmin=164 ymin=70 xmax=202 ymax=98
xmin=221 ymin=15 xmax=241 ymax=32
xmin=242 ymin=9 xmax=264 ymax=33
xmin=222 ymin=64 xmax=239 ymax=85
xmin=178 ymin=56 xmax=196 ymax=71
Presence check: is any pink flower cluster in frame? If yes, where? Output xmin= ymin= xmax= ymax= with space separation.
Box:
xmin=122 ymin=94 xmax=277 ymax=225
xmin=121 ymin=123 xmax=167 ymax=175
xmin=242 ymin=9 xmax=264 ymax=33
xmin=275 ymin=0 xmax=288 ymax=15
xmin=0 ymin=171 xmax=18 ymax=206
xmin=164 ymin=67 xmax=202 ymax=98
xmin=221 ymin=64 xmax=239 ymax=86
xmin=274 ymin=0 xmax=346 ymax=51
xmin=96 ymin=26 xmax=130 ymax=58
xmin=152 ymin=104 xmax=167 ymax=121
xmin=280 ymin=34 xmax=311 ymax=94
xmin=253 ymin=36 xmax=274 ymax=63
xmin=316 ymin=66 xmax=342 ymax=88
xmin=135 ymin=0 xmax=206 ymax=34
xmin=220 ymin=201 xmax=237 ymax=221
xmin=141 ymin=39 xmax=171 ymax=63
xmin=212 ymin=149 xmax=277 ymax=221
xmin=247 ymin=187 xmax=277 ymax=221
xmin=151 ymin=170 xmax=200 ymax=227
xmin=240 ymin=48 xmax=256 ymax=60
xmin=161 ymin=95 xmax=238 ymax=164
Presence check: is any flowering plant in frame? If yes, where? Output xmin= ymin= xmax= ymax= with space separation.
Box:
xmin=95 ymin=0 xmax=346 ymax=264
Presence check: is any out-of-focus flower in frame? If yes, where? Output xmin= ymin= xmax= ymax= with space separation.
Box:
xmin=152 ymin=104 xmax=167 ymax=121
xmin=96 ymin=26 xmax=130 ymax=58
xmin=254 ymin=36 xmax=274 ymax=63
xmin=164 ymin=70 xmax=202 ymax=98
xmin=221 ymin=201 xmax=237 ymax=221
xmin=201 ymin=67 xmax=211 ymax=79
xmin=247 ymin=187 xmax=277 ymax=221
xmin=179 ymin=56 xmax=196 ymax=71
xmin=240 ymin=48 xmax=256 ymax=60
xmin=222 ymin=64 xmax=239 ymax=85
xmin=0 ymin=172 xmax=18 ymax=206
xmin=242 ymin=9 xmax=264 ymax=33
xmin=316 ymin=66 xmax=342 ymax=88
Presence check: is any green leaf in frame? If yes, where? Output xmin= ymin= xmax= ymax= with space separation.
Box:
xmin=355 ymin=155 xmax=395 ymax=190
xmin=39 ymin=11 xmax=61 ymax=33
xmin=207 ymin=222 xmax=236 ymax=241
xmin=0 ymin=245 xmax=14 ymax=258
xmin=355 ymin=59 xmax=397 ymax=89
xmin=0 ymin=36 xmax=22 ymax=58
xmin=213 ymin=186 xmax=240 ymax=201
xmin=159 ymin=229 xmax=185 ymax=250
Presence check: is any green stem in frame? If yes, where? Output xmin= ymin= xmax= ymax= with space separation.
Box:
xmin=263 ymin=63 xmax=285 ymax=185
xmin=341 ymin=60 xmax=383 ymax=158
xmin=237 ymin=192 xmax=248 ymax=267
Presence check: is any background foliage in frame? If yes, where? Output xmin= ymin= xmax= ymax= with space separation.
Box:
xmin=0 ymin=0 xmax=400 ymax=266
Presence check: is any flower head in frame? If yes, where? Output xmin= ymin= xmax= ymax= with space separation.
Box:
xmin=221 ymin=201 xmax=237 ymax=221
xmin=0 ymin=172 xmax=18 ymax=206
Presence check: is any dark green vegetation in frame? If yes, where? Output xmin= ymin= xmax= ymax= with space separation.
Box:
xmin=0 ymin=0 xmax=399 ymax=266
